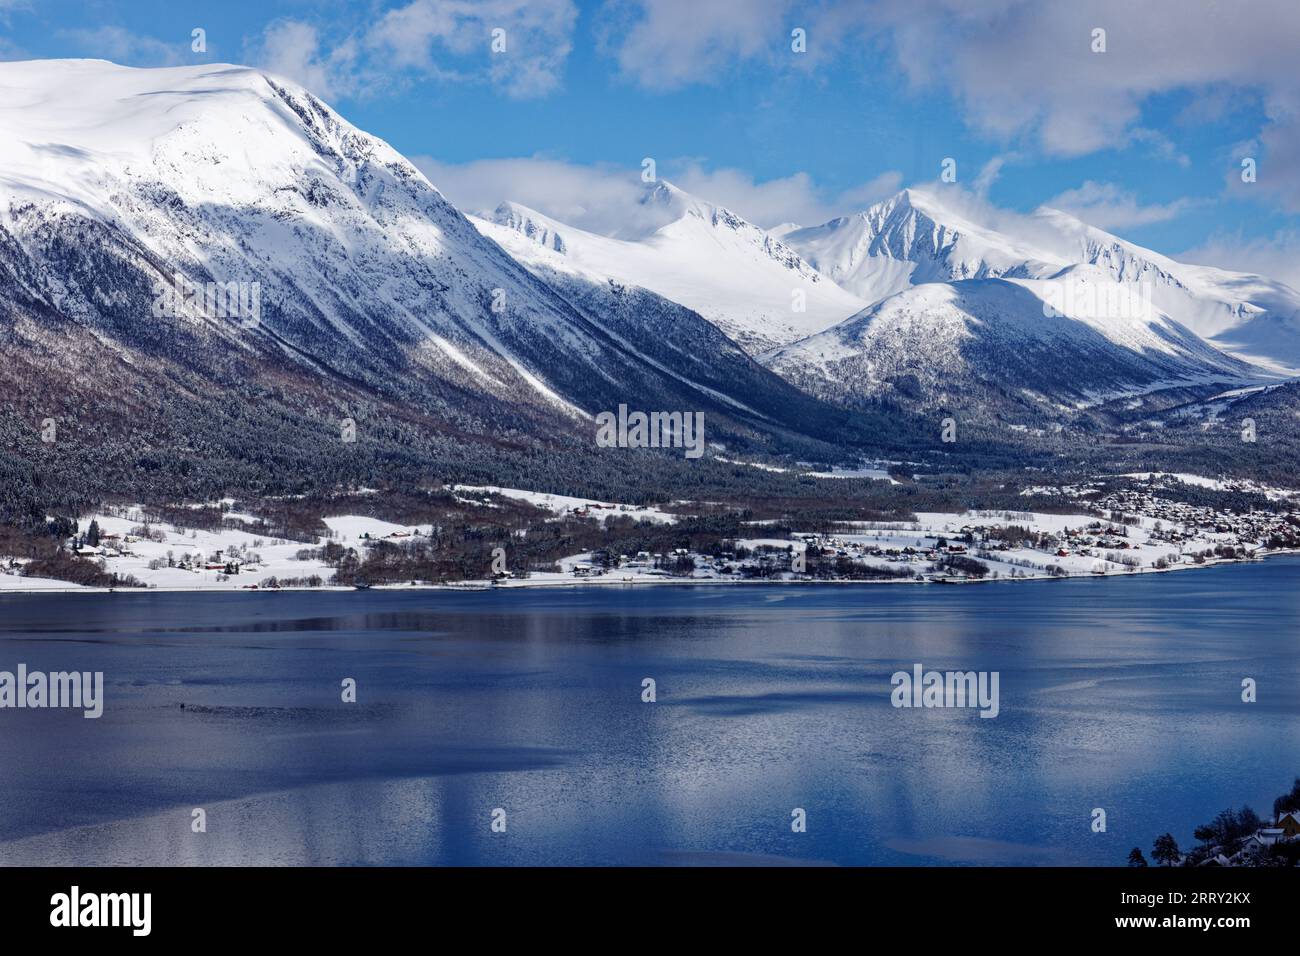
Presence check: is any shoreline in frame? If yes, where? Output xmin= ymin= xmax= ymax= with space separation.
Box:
xmin=3 ymin=547 xmax=1296 ymax=595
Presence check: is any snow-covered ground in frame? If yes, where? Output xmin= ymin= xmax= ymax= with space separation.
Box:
xmin=0 ymin=508 xmax=337 ymax=591
xmin=799 ymin=463 xmax=900 ymax=483
xmin=717 ymin=457 xmax=901 ymax=482
xmin=0 ymin=493 xmax=1290 ymax=592
xmin=1114 ymin=472 xmax=1300 ymax=501
xmin=822 ymin=510 xmax=1181 ymax=579
xmin=473 ymin=185 xmax=868 ymax=353
xmin=452 ymin=485 xmax=680 ymax=524
xmin=0 ymin=572 xmax=89 ymax=592
xmin=321 ymin=516 xmax=435 ymax=541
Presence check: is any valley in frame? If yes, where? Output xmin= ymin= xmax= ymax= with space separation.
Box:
xmin=1 ymin=61 xmax=1298 ymax=592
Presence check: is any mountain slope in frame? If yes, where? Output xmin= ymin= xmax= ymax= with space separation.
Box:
xmin=480 ymin=186 xmax=868 ymax=353
xmin=782 ymin=188 xmax=1300 ymax=372
xmin=766 ymin=272 xmax=1260 ymax=421
xmin=0 ymin=57 xmax=869 ymax=504
xmin=472 ymin=209 xmax=895 ymax=450
xmin=781 ymin=189 xmax=1059 ymax=303
xmin=1032 ymin=206 xmax=1300 ymax=373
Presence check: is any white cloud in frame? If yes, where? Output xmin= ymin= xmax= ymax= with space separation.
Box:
xmin=868 ymin=0 xmax=1300 ymax=213
xmin=412 ymin=156 xmax=665 ymax=236
xmin=594 ymin=1 xmax=1300 ymax=213
xmin=869 ymin=0 xmax=1299 ymax=156
xmin=1046 ymin=181 xmax=1193 ymax=231
xmin=669 ymin=163 xmax=901 ymax=228
xmin=411 ymin=154 xmax=902 ymax=234
xmin=245 ymin=2 xmax=577 ymax=102
xmin=366 ymin=0 xmax=578 ymax=99
xmin=59 ymin=26 xmax=190 ymax=66
xmin=971 ymin=154 xmax=1020 ymax=198
xmin=1182 ymin=230 xmax=1300 ymax=289
xmin=247 ymin=20 xmax=361 ymax=101
xmin=596 ymin=0 xmax=791 ymax=90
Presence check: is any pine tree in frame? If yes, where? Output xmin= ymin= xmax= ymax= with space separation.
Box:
xmin=1152 ymin=833 xmax=1181 ymax=867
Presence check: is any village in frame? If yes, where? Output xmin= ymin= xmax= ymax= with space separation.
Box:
xmin=3 ymin=472 xmax=1296 ymax=591
xmin=1134 ymin=777 xmax=1300 ymax=868
xmin=548 ymin=473 xmax=1300 ymax=585
xmin=1213 ymin=809 xmax=1300 ymax=867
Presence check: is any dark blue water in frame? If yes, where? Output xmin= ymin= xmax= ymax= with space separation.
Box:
xmin=1 ymin=559 xmax=1297 ymax=866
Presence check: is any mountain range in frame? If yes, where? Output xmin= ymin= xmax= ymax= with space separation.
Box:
xmin=0 ymin=59 xmax=1297 ymax=517
xmin=478 ymin=181 xmax=1299 ymax=421
xmin=0 ymin=59 xmax=883 ymax=515
xmin=779 ymin=188 xmax=1300 ymax=374
xmin=474 ymin=185 xmax=868 ymax=353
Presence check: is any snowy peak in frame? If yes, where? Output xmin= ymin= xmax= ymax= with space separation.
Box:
xmin=1 ymin=58 xmax=839 ymax=439
xmin=782 ymin=188 xmax=1060 ymax=303
xmin=0 ymin=60 xmax=435 ymax=223
xmin=781 ymin=186 xmax=1300 ymax=372
xmin=476 ymin=180 xmax=867 ymax=353
xmin=1028 ymin=205 xmax=1300 ymax=370
xmin=765 ymin=272 xmax=1258 ymax=421
xmin=768 ymin=192 xmax=1276 ymax=417
xmin=640 ymin=181 xmax=827 ymax=282
xmin=490 ymin=201 xmax=568 ymax=253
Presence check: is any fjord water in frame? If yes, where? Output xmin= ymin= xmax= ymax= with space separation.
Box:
xmin=1 ymin=560 xmax=1297 ymax=867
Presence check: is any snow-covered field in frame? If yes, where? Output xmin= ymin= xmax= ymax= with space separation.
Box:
xmin=321 ymin=515 xmax=435 ymax=541
xmin=0 ymin=508 xmax=337 ymax=592
xmin=718 ymin=457 xmax=902 ymax=482
xmin=1116 ymin=472 xmax=1300 ymax=501
xmin=0 ymin=494 xmax=1286 ymax=593
xmin=823 ymin=509 xmax=1199 ymax=579
xmin=452 ymin=485 xmax=680 ymax=524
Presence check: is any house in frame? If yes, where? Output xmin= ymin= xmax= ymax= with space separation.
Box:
xmin=1277 ymin=810 xmax=1300 ymax=839
xmin=1244 ymin=828 xmax=1286 ymax=852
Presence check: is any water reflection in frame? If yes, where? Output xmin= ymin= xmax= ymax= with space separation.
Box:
xmin=0 ymin=561 xmax=1297 ymax=865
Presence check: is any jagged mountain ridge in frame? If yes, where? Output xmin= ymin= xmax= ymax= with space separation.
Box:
xmin=765 ymin=272 xmax=1261 ymax=422
xmin=480 ymin=185 xmax=869 ymax=353
xmin=482 ymin=183 xmax=1279 ymax=422
xmin=782 ymin=188 xmax=1300 ymax=372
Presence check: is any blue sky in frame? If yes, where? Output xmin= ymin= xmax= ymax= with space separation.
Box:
xmin=3 ymin=0 xmax=1299 ymax=281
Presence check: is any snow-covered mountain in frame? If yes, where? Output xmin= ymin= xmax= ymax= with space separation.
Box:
xmin=781 ymin=189 xmax=1059 ymax=303
xmin=472 ymin=207 xmax=859 ymax=438
xmin=766 ymin=269 xmax=1260 ymax=420
xmin=782 ymin=188 xmax=1300 ymax=373
xmin=1033 ymin=206 xmax=1300 ymax=373
xmin=0 ymin=59 xmax=851 ymax=464
xmin=476 ymin=184 xmax=868 ymax=353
